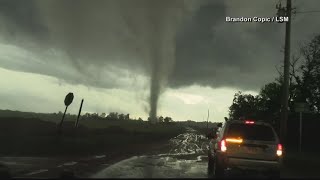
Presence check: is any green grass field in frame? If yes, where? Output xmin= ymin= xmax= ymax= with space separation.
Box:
xmin=0 ymin=117 xmax=185 ymax=157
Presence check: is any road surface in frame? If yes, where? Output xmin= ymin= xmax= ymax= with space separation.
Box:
xmin=91 ymin=127 xmax=306 ymax=178
xmin=0 ymin=127 xmax=312 ymax=178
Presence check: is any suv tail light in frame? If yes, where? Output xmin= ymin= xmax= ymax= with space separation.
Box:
xmin=219 ymin=139 xmax=227 ymax=152
xmin=277 ymin=144 xmax=282 ymax=156
xmin=226 ymin=137 xmax=243 ymax=143
xmin=245 ymin=120 xmax=255 ymax=124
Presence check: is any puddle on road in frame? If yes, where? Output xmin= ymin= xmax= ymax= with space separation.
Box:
xmin=94 ymin=155 xmax=106 ymax=159
xmin=57 ymin=161 xmax=78 ymax=167
xmin=24 ymin=169 xmax=49 ymax=176
xmin=92 ymin=127 xmax=209 ymax=178
xmin=92 ymin=155 xmax=208 ymax=178
xmin=0 ymin=157 xmax=64 ymax=176
xmin=0 ymin=161 xmax=32 ymax=166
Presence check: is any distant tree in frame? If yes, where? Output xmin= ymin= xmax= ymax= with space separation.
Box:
xmin=158 ymin=116 xmax=164 ymax=123
xmin=125 ymin=114 xmax=130 ymax=121
xmin=256 ymin=82 xmax=282 ymax=120
xmin=229 ymin=83 xmax=283 ymax=124
xmin=164 ymin=117 xmax=172 ymax=124
xmin=118 ymin=113 xmax=125 ymax=121
xmin=100 ymin=113 xmax=106 ymax=118
xmin=229 ymin=91 xmax=259 ymax=120
xmin=105 ymin=115 xmax=111 ymax=121
xmin=298 ymin=35 xmax=320 ymax=113
xmin=276 ymin=34 xmax=320 ymax=113
xmin=92 ymin=113 xmax=99 ymax=118
xmin=107 ymin=112 xmax=118 ymax=120
xmin=84 ymin=113 xmax=91 ymax=119
xmin=138 ymin=117 xmax=143 ymax=121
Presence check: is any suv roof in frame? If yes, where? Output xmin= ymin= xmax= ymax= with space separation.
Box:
xmin=226 ymin=120 xmax=272 ymax=126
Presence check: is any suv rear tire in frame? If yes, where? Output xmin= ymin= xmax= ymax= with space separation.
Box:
xmin=213 ymin=158 xmax=225 ymax=178
xmin=208 ymin=157 xmax=214 ymax=178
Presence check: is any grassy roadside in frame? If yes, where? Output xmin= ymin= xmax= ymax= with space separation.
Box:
xmin=283 ymin=151 xmax=320 ymax=177
xmin=0 ymin=117 xmax=185 ymax=157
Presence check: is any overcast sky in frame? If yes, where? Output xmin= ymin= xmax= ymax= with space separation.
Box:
xmin=0 ymin=0 xmax=319 ymax=122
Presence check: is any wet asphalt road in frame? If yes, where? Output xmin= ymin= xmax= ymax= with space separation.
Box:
xmin=91 ymin=127 xmax=297 ymax=178
xmin=0 ymin=127 xmax=211 ymax=178
xmin=0 ymin=127 xmax=305 ymax=178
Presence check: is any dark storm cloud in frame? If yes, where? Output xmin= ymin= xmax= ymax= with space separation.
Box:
xmin=170 ymin=0 xmax=284 ymax=91
xmin=0 ymin=0 xmax=192 ymax=90
xmin=0 ymin=0 xmax=320 ymax=92
xmin=0 ymin=0 xmax=47 ymax=44
xmin=170 ymin=0 xmax=320 ymax=91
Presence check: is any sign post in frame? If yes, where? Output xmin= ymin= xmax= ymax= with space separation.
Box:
xmin=294 ymin=102 xmax=307 ymax=153
xmin=299 ymin=112 xmax=302 ymax=152
xmin=75 ymin=99 xmax=84 ymax=128
xmin=58 ymin=92 xmax=74 ymax=130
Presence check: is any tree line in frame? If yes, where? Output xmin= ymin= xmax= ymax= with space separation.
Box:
xmin=228 ymin=34 xmax=320 ymax=125
xmin=80 ymin=111 xmax=174 ymax=123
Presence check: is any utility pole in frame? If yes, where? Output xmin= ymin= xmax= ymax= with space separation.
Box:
xmin=277 ymin=0 xmax=292 ymax=145
xmin=207 ymin=109 xmax=209 ymax=130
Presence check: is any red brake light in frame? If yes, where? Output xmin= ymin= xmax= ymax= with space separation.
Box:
xmin=245 ymin=120 xmax=255 ymax=124
xmin=277 ymin=144 xmax=282 ymax=156
xmin=220 ymin=139 xmax=227 ymax=152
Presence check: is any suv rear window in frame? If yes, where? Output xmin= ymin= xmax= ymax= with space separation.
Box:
xmin=226 ymin=123 xmax=275 ymax=141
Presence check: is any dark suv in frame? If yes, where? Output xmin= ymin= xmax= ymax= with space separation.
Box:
xmin=208 ymin=120 xmax=283 ymax=178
